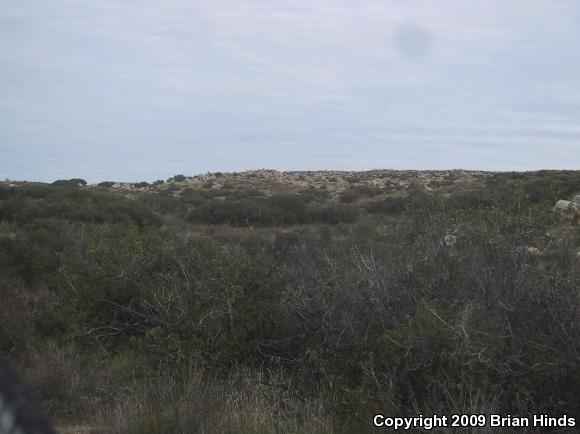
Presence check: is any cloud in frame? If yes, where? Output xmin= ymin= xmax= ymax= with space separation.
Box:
xmin=0 ymin=0 xmax=579 ymax=182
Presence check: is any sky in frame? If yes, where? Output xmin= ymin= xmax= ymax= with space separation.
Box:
xmin=1 ymin=0 xmax=579 ymax=183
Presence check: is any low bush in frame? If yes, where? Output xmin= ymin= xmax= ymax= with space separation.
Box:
xmin=2 ymin=175 xmax=579 ymax=431
xmin=188 ymin=194 xmax=358 ymax=226
xmin=98 ymin=181 xmax=115 ymax=188
xmin=366 ymin=196 xmax=407 ymax=214
xmin=0 ymin=186 xmax=160 ymax=228
xmin=52 ymin=179 xmax=87 ymax=187
xmin=169 ymin=175 xmax=187 ymax=183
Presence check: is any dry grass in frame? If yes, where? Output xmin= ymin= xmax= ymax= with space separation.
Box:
xmin=92 ymin=367 xmax=337 ymax=434
xmin=17 ymin=342 xmax=87 ymax=421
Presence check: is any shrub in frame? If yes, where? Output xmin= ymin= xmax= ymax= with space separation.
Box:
xmin=339 ymin=190 xmax=361 ymax=203
xmin=366 ymin=196 xmax=407 ymax=214
xmin=0 ymin=186 xmax=160 ymax=228
xmin=299 ymin=186 xmax=330 ymax=203
xmin=446 ymin=190 xmax=490 ymax=210
xmin=170 ymin=175 xmax=187 ymax=183
xmin=188 ymin=194 xmax=357 ymax=226
xmin=315 ymin=204 xmax=359 ymax=224
xmin=139 ymin=193 xmax=181 ymax=214
xmin=52 ymin=179 xmax=87 ymax=187
xmin=4 ymin=174 xmax=580 ymax=429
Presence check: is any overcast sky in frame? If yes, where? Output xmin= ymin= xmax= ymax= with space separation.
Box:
xmin=1 ymin=0 xmax=579 ymax=182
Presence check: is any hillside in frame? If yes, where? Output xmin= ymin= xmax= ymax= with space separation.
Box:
xmin=92 ymin=169 xmax=492 ymax=194
xmin=1 ymin=169 xmax=579 ymax=433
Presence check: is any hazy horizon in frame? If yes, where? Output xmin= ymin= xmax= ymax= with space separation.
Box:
xmin=2 ymin=0 xmax=579 ymax=183
xmin=4 ymin=166 xmax=580 ymax=186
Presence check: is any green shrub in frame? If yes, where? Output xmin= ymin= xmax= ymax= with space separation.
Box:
xmin=366 ymin=196 xmax=407 ymax=214
xmin=188 ymin=194 xmax=357 ymax=226
xmin=446 ymin=190 xmax=491 ymax=210
xmin=52 ymin=178 xmax=87 ymax=187
xmin=0 ymin=186 xmax=160 ymax=227
xmin=339 ymin=190 xmax=361 ymax=203
xmin=315 ymin=203 xmax=359 ymax=224
xmin=170 ymin=174 xmax=187 ymax=183
xmin=4 ymin=174 xmax=580 ymax=427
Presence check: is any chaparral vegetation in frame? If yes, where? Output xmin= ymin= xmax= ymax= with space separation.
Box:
xmin=1 ymin=169 xmax=579 ymax=433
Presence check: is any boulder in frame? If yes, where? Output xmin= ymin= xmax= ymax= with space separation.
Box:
xmin=554 ymin=199 xmax=573 ymax=212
